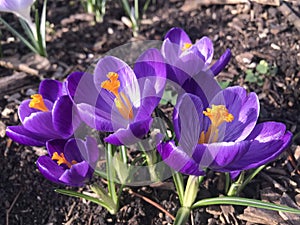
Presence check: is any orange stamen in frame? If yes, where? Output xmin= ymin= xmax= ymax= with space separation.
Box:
xmin=101 ymin=72 xmax=120 ymax=97
xmin=29 ymin=94 xmax=49 ymax=112
xmin=199 ymin=105 xmax=234 ymax=143
xmin=101 ymin=72 xmax=134 ymax=120
xmin=52 ymin=152 xmax=77 ymax=168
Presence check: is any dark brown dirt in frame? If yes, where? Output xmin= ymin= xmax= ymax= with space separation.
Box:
xmin=1 ymin=0 xmax=300 ymax=224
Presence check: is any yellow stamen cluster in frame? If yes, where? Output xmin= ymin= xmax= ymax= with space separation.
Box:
xmin=101 ymin=72 xmax=133 ymax=120
xmin=181 ymin=43 xmax=192 ymax=51
xmin=52 ymin=152 xmax=77 ymax=169
xmin=203 ymin=105 xmax=234 ymax=128
xmin=199 ymin=105 xmax=234 ymax=144
xmin=29 ymin=94 xmax=49 ymax=112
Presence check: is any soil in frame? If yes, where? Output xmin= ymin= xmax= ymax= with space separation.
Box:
xmin=1 ymin=0 xmax=300 ymax=224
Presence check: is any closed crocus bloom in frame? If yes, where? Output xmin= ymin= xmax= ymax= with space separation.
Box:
xmin=161 ymin=27 xmax=231 ymax=86
xmin=157 ymin=86 xmax=292 ymax=176
xmin=0 ymin=0 xmax=35 ymax=26
xmin=36 ymin=137 xmax=99 ymax=186
xmin=67 ymin=49 xmax=166 ymax=146
xmin=6 ymin=72 xmax=82 ymax=146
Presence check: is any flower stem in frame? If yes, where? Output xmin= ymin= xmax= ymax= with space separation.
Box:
xmin=227 ymin=171 xmax=245 ymax=196
xmin=138 ymin=142 xmax=160 ymax=182
xmin=106 ymin=143 xmax=118 ymax=207
xmin=174 ymin=175 xmax=199 ymax=224
xmin=174 ymin=207 xmax=191 ymax=225
xmin=172 ymin=172 xmax=184 ymax=206
xmin=237 ymin=165 xmax=266 ymax=195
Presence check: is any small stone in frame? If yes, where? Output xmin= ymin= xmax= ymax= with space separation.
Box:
xmin=26 ymin=89 xmax=37 ymax=96
xmin=108 ymin=27 xmax=114 ymax=34
xmin=1 ymin=107 xmax=14 ymax=118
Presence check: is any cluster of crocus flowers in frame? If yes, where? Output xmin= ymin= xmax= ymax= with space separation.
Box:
xmin=5 ymin=27 xmax=292 ymax=187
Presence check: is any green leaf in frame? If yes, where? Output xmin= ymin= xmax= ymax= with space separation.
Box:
xmin=256 ymin=60 xmax=269 ymax=74
xmin=192 ymin=196 xmax=300 ymax=214
xmin=218 ymin=81 xmax=230 ymax=89
xmin=245 ymin=70 xmax=257 ymax=83
xmin=174 ymin=207 xmax=191 ymax=225
xmin=55 ymin=189 xmax=117 ymax=214
xmin=0 ymin=17 xmax=39 ymax=54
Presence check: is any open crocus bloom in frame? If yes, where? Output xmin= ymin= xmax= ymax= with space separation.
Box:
xmin=157 ymin=86 xmax=292 ymax=176
xmin=0 ymin=0 xmax=35 ymax=27
xmin=161 ymin=27 xmax=231 ymax=86
xmin=67 ymin=49 xmax=166 ymax=146
xmin=6 ymin=73 xmax=82 ymax=146
xmin=36 ymin=137 xmax=99 ymax=186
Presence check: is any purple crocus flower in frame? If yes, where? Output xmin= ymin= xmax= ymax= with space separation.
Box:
xmin=161 ymin=27 xmax=231 ymax=86
xmin=157 ymin=86 xmax=292 ymax=176
xmin=67 ymin=49 xmax=166 ymax=146
xmin=6 ymin=72 xmax=82 ymax=146
xmin=36 ymin=137 xmax=99 ymax=186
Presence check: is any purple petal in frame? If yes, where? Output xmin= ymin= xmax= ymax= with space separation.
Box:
xmin=134 ymin=79 xmax=162 ymax=121
xmin=36 ymin=155 xmax=65 ymax=184
xmin=52 ymin=95 xmax=81 ymax=137
xmin=0 ymin=0 xmax=34 ymax=23
xmin=18 ymin=99 xmax=53 ymax=123
xmin=64 ymin=138 xmax=85 ymax=163
xmin=194 ymin=36 xmax=214 ymax=66
xmin=209 ymin=86 xmax=259 ymax=142
xmin=164 ymin=27 xmax=192 ymax=47
xmin=77 ymin=103 xmax=113 ymax=131
xmin=6 ymin=125 xmax=48 ymax=146
xmin=134 ymin=48 xmax=166 ymax=99
xmin=22 ymin=111 xmax=64 ymax=139
xmin=94 ymin=56 xmax=140 ymax=108
xmin=65 ymin=71 xmax=85 ymax=97
xmin=192 ymin=141 xmax=250 ymax=172
xmin=225 ymin=122 xmax=292 ymax=171
xmin=210 ymin=49 xmax=231 ymax=76
xmin=59 ymin=162 xmax=91 ymax=186
xmin=157 ymin=141 xmax=204 ymax=176
xmin=46 ymin=139 xmax=67 ymax=156
xmin=83 ymin=136 xmax=100 ymax=165
xmin=173 ymin=93 xmax=203 ymax=153
xmin=181 ymin=70 xmax=222 ymax=107
xmin=39 ymin=79 xmax=65 ymax=102
xmin=105 ymin=117 xmax=153 ymax=146
xmin=161 ymin=39 xmax=182 ymax=66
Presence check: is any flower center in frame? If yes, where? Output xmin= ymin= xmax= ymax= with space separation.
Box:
xmin=52 ymin=152 xmax=77 ymax=169
xmin=101 ymin=72 xmax=134 ymax=120
xmin=29 ymin=94 xmax=49 ymax=112
xmin=181 ymin=42 xmax=192 ymax=51
xmin=199 ymin=105 xmax=234 ymax=143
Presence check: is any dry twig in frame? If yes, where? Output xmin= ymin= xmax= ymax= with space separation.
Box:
xmin=128 ymin=189 xmax=175 ymax=220
xmin=0 ymin=59 xmax=39 ymax=76
xmin=6 ymin=190 xmax=22 ymax=225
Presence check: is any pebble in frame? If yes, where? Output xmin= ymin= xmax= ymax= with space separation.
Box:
xmin=26 ymin=89 xmax=37 ymax=96
xmin=1 ymin=107 xmax=14 ymax=118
